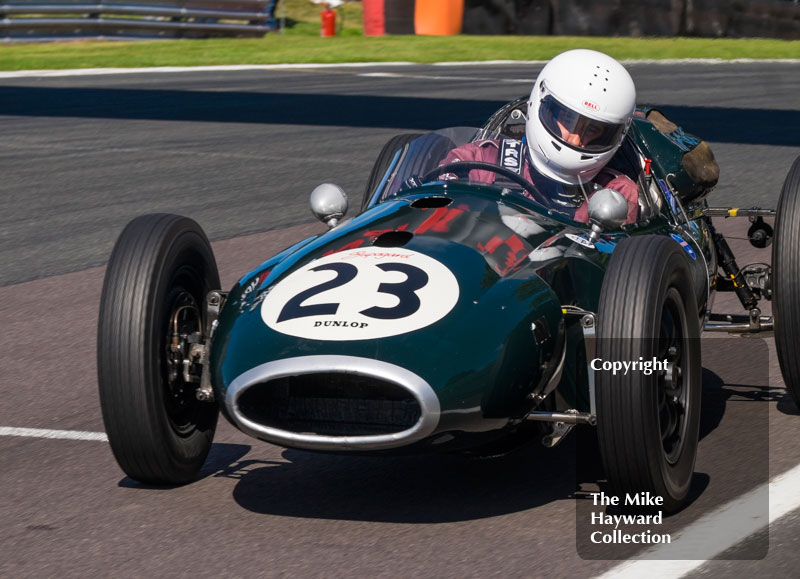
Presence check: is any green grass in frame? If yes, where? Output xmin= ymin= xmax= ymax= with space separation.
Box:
xmin=2 ymin=36 xmax=798 ymax=71
xmin=0 ymin=0 xmax=798 ymax=70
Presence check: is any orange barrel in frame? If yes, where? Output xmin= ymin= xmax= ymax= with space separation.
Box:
xmin=362 ymin=0 xmax=386 ymax=36
xmin=414 ymin=0 xmax=463 ymax=35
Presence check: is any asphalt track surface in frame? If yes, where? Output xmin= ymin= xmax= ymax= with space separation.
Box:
xmin=1 ymin=62 xmax=799 ymax=578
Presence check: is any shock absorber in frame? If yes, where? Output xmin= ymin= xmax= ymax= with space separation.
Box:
xmin=707 ymin=221 xmax=758 ymax=310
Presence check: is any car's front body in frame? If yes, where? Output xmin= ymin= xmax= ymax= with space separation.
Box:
xmin=208 ymin=125 xmax=714 ymax=454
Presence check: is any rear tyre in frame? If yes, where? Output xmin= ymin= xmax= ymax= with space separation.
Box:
xmin=595 ymin=235 xmax=701 ymax=513
xmin=773 ymin=155 xmax=800 ymax=409
xmin=98 ymin=214 xmax=220 ymax=484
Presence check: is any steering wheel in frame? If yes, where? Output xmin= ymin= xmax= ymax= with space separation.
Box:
xmin=420 ymin=161 xmax=544 ymax=202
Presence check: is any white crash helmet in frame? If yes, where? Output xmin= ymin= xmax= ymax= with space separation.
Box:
xmin=526 ymin=49 xmax=636 ymax=185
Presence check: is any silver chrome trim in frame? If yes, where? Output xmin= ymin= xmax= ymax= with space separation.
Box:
xmin=580 ymin=313 xmax=598 ymax=418
xmin=526 ymin=410 xmax=597 ymax=426
xmin=225 ymin=356 xmax=441 ymax=451
xmin=541 ymin=334 xmax=567 ymax=398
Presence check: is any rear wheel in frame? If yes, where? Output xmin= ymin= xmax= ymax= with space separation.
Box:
xmin=97 ymin=214 xmax=220 ymax=484
xmin=773 ymin=155 xmax=800 ymax=408
xmin=595 ymin=235 xmax=701 ymax=513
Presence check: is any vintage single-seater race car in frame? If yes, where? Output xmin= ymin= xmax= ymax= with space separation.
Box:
xmin=97 ymin=99 xmax=800 ymax=513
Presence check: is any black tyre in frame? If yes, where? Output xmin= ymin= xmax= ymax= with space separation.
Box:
xmin=362 ymin=133 xmax=421 ymax=211
xmin=773 ymin=155 xmax=800 ymax=409
xmin=595 ymin=235 xmax=702 ymax=513
xmin=98 ymin=214 xmax=220 ymax=484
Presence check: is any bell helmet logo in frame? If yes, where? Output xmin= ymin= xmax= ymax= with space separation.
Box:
xmin=583 ymin=100 xmax=599 ymax=111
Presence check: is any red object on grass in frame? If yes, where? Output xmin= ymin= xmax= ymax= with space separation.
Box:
xmin=362 ymin=0 xmax=386 ymax=36
xmin=321 ymin=6 xmax=336 ymax=37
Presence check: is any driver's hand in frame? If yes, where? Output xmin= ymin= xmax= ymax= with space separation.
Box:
xmin=400 ymin=175 xmax=424 ymax=190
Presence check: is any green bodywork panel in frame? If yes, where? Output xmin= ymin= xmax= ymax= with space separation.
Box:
xmin=211 ymin=169 xmax=708 ymax=441
xmin=211 ymin=187 xmax=624 ymax=431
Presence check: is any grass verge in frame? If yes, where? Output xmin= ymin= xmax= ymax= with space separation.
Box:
xmin=1 ymin=36 xmax=799 ymax=71
xmin=1 ymin=0 xmax=798 ymax=70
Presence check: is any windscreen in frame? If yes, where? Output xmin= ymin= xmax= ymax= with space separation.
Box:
xmin=374 ymin=128 xmax=490 ymax=203
xmin=368 ymin=127 xmax=587 ymax=222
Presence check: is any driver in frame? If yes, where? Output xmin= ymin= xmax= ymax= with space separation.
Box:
xmin=439 ymin=49 xmax=639 ymax=225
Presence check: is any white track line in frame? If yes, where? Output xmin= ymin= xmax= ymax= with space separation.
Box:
xmin=358 ymin=72 xmax=535 ymax=83
xmin=437 ymin=58 xmax=800 ymax=65
xmin=0 ymin=62 xmax=417 ymax=78
xmin=0 ymin=426 xmax=108 ymax=441
xmin=0 ymin=59 xmax=798 ymax=79
xmin=593 ymin=461 xmax=800 ymax=578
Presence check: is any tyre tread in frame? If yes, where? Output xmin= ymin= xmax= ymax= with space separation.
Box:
xmin=98 ymin=214 xmax=219 ymax=484
xmin=773 ymin=155 xmax=800 ymax=408
xmin=595 ymin=234 xmax=701 ymax=512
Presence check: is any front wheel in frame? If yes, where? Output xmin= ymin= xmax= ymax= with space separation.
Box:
xmin=97 ymin=214 xmax=220 ymax=484
xmin=595 ymin=235 xmax=702 ymax=513
xmin=773 ymin=155 xmax=800 ymax=409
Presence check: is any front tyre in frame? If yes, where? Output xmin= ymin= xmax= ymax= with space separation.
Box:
xmin=773 ymin=155 xmax=800 ymax=409
xmin=596 ymin=235 xmax=701 ymax=513
xmin=98 ymin=214 xmax=220 ymax=484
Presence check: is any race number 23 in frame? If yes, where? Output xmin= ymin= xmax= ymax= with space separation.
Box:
xmin=277 ymin=262 xmax=429 ymax=322
xmin=261 ymin=247 xmax=459 ymax=341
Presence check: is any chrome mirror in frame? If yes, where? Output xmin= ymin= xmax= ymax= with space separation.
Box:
xmin=587 ymin=188 xmax=628 ymax=241
xmin=310 ymin=183 xmax=348 ymax=228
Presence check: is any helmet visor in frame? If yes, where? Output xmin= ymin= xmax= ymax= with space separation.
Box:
xmin=538 ymin=95 xmax=625 ymax=153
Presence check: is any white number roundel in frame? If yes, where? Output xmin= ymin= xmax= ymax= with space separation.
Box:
xmin=261 ymin=247 xmax=460 ymax=341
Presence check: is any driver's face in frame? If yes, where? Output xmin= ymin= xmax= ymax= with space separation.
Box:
xmin=556 ymin=110 xmax=604 ymax=147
